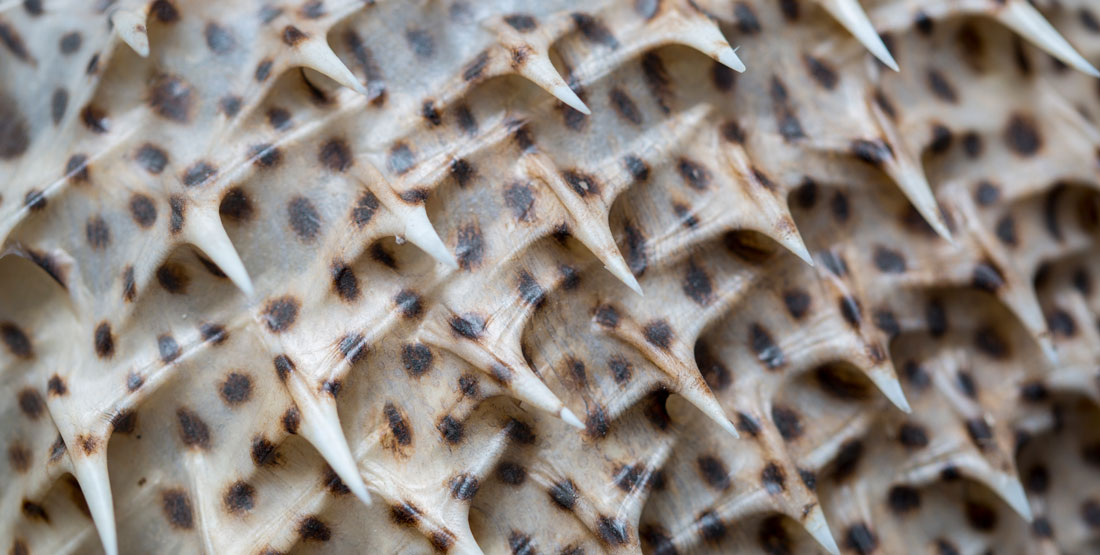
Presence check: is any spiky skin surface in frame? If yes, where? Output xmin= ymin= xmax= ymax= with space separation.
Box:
xmin=2 ymin=0 xmax=1100 ymax=553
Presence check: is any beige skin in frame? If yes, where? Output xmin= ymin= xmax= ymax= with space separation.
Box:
xmin=0 ymin=0 xmax=1099 ymax=553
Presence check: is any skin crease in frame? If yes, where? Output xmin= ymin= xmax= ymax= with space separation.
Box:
xmin=0 ymin=0 xmax=1099 ymax=554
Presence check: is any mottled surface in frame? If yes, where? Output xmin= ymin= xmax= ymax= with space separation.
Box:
xmin=1 ymin=0 xmax=1099 ymax=554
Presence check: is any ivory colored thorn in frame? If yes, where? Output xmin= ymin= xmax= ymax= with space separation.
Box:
xmin=818 ymin=0 xmax=900 ymax=71
xmin=560 ymin=407 xmax=584 ymax=430
xmin=296 ymin=39 xmax=370 ymax=95
xmin=989 ymin=472 xmax=1034 ymax=522
xmin=185 ymin=211 xmax=255 ymax=298
xmin=515 ymin=54 xmax=591 ymax=115
xmin=73 ymin=454 xmax=119 ymax=555
xmin=774 ymin=225 xmax=815 ymax=267
xmin=111 ymin=9 xmax=149 ymax=57
xmin=867 ymin=367 xmax=912 ymax=413
xmin=997 ymin=1 xmax=1100 ymax=78
xmin=402 ymin=207 xmax=459 ymax=269
xmin=890 ymin=164 xmax=954 ymax=243
xmin=679 ymin=385 xmax=739 ymax=438
xmin=803 ymin=504 xmax=841 ymax=555
xmin=297 ymin=398 xmax=373 ymax=506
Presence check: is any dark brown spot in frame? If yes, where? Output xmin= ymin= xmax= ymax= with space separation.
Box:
xmin=965 ymin=417 xmax=994 ymax=449
xmin=749 ymin=323 xmax=784 ymax=369
xmin=351 ymin=190 xmax=379 ymax=228
xmin=162 ymin=489 xmax=194 ymax=529
xmin=1 ymin=323 xmax=32 ymax=358
xmin=438 ymin=414 xmax=464 ymax=444
xmin=1005 ymin=113 xmax=1042 ymax=156
xmin=456 ymin=222 xmax=484 ymax=269
xmin=504 ymin=182 xmax=534 ymax=221
xmin=643 ymin=320 xmax=673 ymax=350
xmin=224 ymin=480 xmax=254 ymax=514
xmin=287 ymin=196 xmax=321 ymax=241
xmin=898 ymin=422 xmax=929 ymax=448
xmin=85 ymin=215 xmax=110 ymax=249
xmin=111 ymin=409 xmax=136 ymax=434
xmin=678 ymin=158 xmax=710 ymax=190
xmin=127 ymin=194 xmax=158 ymax=228
xmin=690 ymin=510 xmax=724 ymax=544
xmin=598 ymin=516 xmax=629 ymax=545
xmin=50 ymin=88 xmax=68 ymax=125
xmin=282 ymin=407 xmax=299 ymax=434
xmin=845 ymin=523 xmax=877 ymax=555
xmin=338 ymin=333 xmax=367 ymax=364
xmin=65 ymin=154 xmax=89 ymax=182
xmin=517 ymin=271 xmax=545 ymax=307
xmin=838 ymin=295 xmax=862 ymax=327
xmin=462 ymin=50 xmax=490 ymax=81
xmin=888 ymin=485 xmax=921 ymax=513
xmin=182 ymin=161 xmax=216 ymax=187
xmin=255 ymin=59 xmax=273 ymax=82
xmin=762 ymin=462 xmax=786 ymax=494
xmin=156 ymin=334 xmax=179 ymax=363
xmin=384 ymin=402 xmax=412 ymax=446
xmin=449 ymin=474 xmax=479 ymax=501
xmin=203 ymin=22 xmax=235 ymax=54
xmin=496 ymin=461 xmax=526 ymax=485
xmin=23 ymin=189 xmax=46 ymax=211
xmin=220 ymin=372 xmax=252 ymax=406
xmin=772 ymin=405 xmax=802 ymax=441
xmin=927 ymin=69 xmax=957 ymax=102
xmin=549 ymin=479 xmax=577 ymax=510
xmin=80 ymin=104 xmax=107 ymax=133
xmin=571 ymin=12 xmax=618 ymax=48
xmin=148 ymin=74 xmax=193 ymax=123
xmin=17 ymin=388 xmax=43 ymax=419
xmin=282 ymin=25 xmax=307 ymax=46
xmin=833 ymin=439 xmax=864 ymax=481
xmin=319 ymin=138 xmax=352 ymax=172
xmin=609 ymin=88 xmax=642 ymax=125
xmin=298 ymin=516 xmax=331 ymax=542
xmin=697 ymin=455 xmax=730 ymax=490
xmin=94 ymin=322 xmax=114 ymax=358
xmin=393 ymin=289 xmax=422 ymax=319
xmin=804 ymin=54 xmax=837 ymax=89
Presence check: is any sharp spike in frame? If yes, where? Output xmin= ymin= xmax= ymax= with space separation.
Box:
xmin=514 ymin=53 xmax=591 ymax=115
xmin=560 ymin=407 xmax=584 ymax=430
xmin=772 ymin=222 xmax=814 ymax=267
xmin=997 ymin=1 xmax=1100 ymax=77
xmin=817 ymin=0 xmax=899 ymax=71
xmin=866 ymin=365 xmax=912 ymax=413
xmin=673 ymin=31 xmax=746 ymax=72
xmin=884 ymin=155 xmax=953 ymax=242
xmin=294 ymin=38 xmax=369 ymax=95
xmin=987 ymin=472 xmax=1034 ymax=522
xmin=677 ymin=385 xmax=739 ymax=438
xmin=185 ymin=211 xmax=254 ymax=298
xmin=602 ymin=252 xmax=644 ymax=296
xmin=802 ymin=504 xmax=841 ymax=555
xmin=402 ymin=206 xmax=458 ymax=269
xmin=296 ymin=397 xmax=372 ymax=506
xmin=72 ymin=453 xmax=118 ymax=555
xmin=110 ymin=9 xmax=149 ymax=57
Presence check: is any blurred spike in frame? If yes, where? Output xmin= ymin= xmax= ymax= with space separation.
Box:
xmin=402 ymin=206 xmax=459 ymax=268
xmin=816 ymin=0 xmax=899 ymax=71
xmin=866 ymin=365 xmax=911 ymax=413
xmin=986 ymin=471 xmax=1034 ymax=522
xmin=997 ymin=1 xmax=1100 ymax=77
xmin=514 ymin=54 xmax=591 ymax=115
xmin=802 ymin=504 xmax=841 ymax=555
xmin=110 ymin=9 xmax=149 ymax=57
xmin=72 ymin=453 xmax=118 ymax=555
xmin=296 ymin=397 xmax=372 ymax=506
xmin=671 ymin=27 xmax=745 ymax=72
xmin=294 ymin=38 xmax=369 ymax=95
xmin=185 ymin=211 xmax=254 ymax=298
